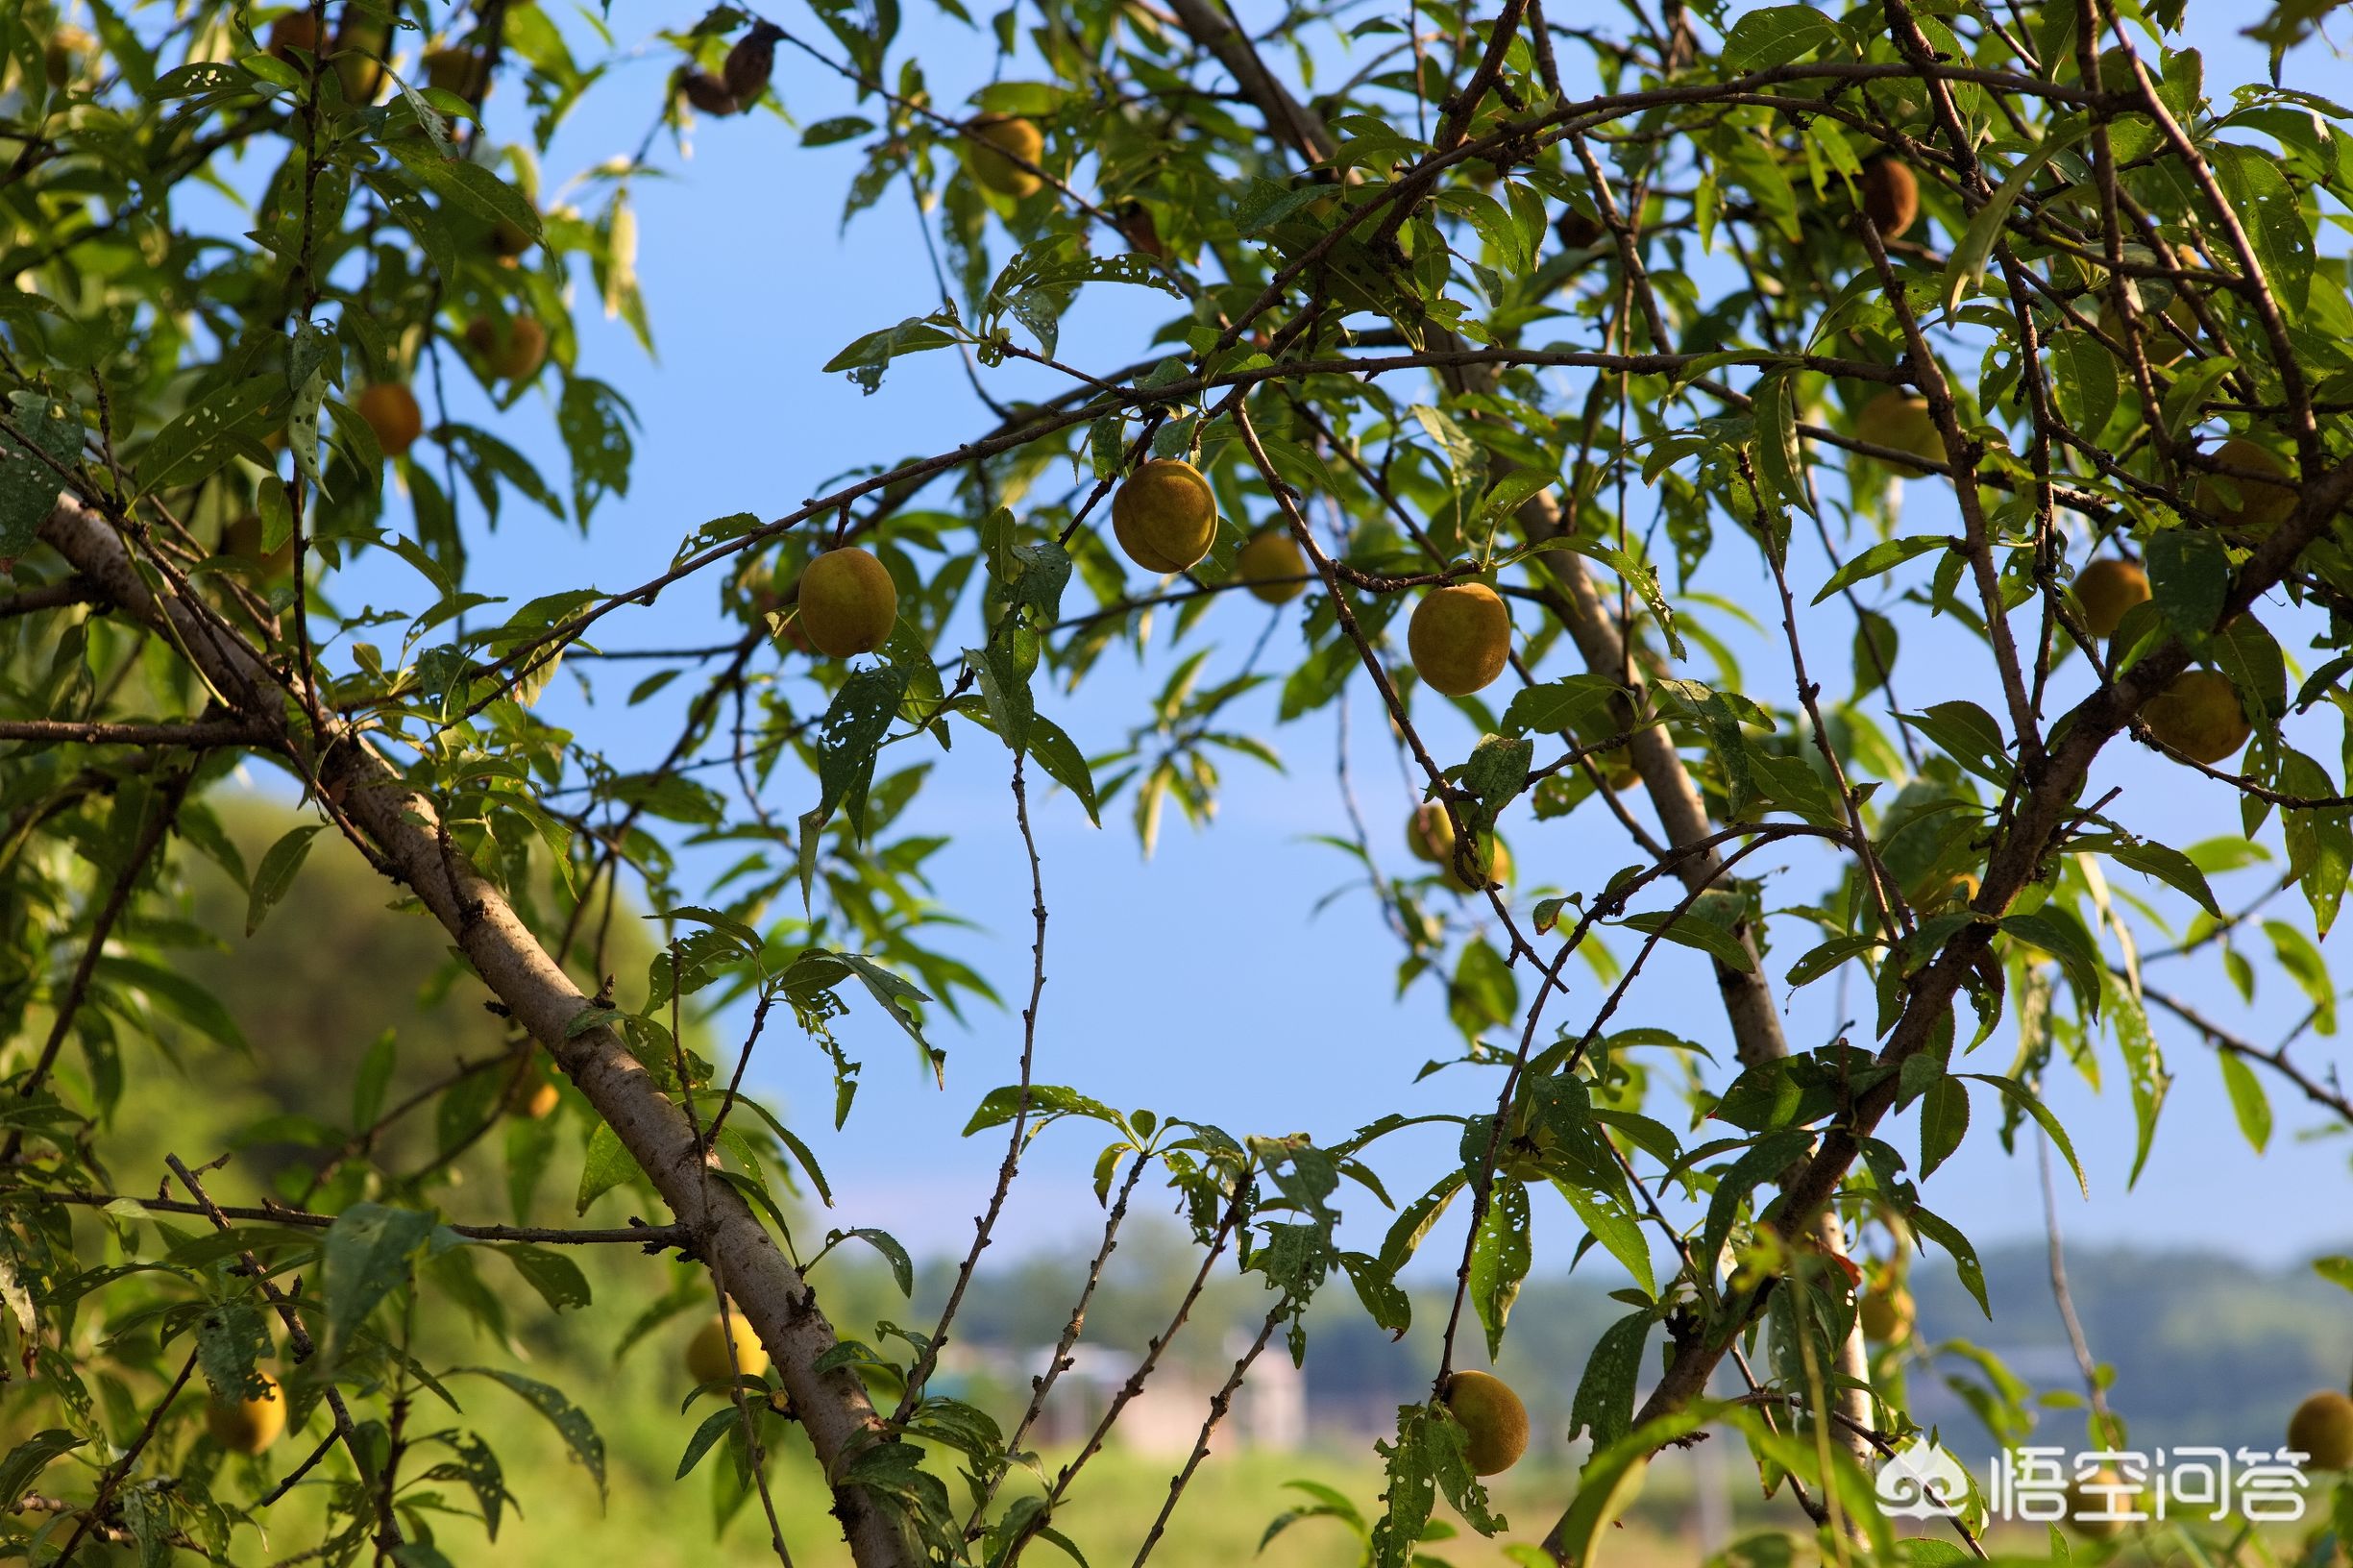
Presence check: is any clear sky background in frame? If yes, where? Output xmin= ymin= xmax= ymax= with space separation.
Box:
xmin=320 ymin=1 xmax=2353 ymax=1278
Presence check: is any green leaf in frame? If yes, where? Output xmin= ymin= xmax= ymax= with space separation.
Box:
xmin=2107 ymin=975 xmax=2169 ymax=1187
xmin=1960 ymin=1073 xmax=2088 ymax=1197
xmin=1567 ymin=1311 xmax=1651 ymax=1450
xmin=1907 ymin=1203 xmax=1990 ymax=1316
xmin=1027 ymin=714 xmax=1100 ymax=825
xmin=575 ymin=1120 xmax=645 ymax=1215
xmin=1370 ymin=1403 xmax=1503 ymax=1568
xmin=247 ymin=824 xmax=324 ymax=936
xmin=961 ymin=1082 xmax=1120 ymax=1137
xmin=2071 ymin=833 xmax=2222 ymax=918
xmin=1555 ymin=1179 xmax=1655 ymax=1298
xmin=497 ymin=1244 xmax=592 ymax=1311
xmin=0 ymin=1432 xmax=88 ymax=1511
xmin=458 ymin=1368 xmax=606 ymax=1502
xmin=321 ymin=1203 xmax=435 ymax=1360
xmin=352 ymin=1030 xmax=397 ymax=1131
xmin=1750 ymin=371 xmax=1814 ymax=520
xmin=1919 ymin=1073 xmax=1969 ymax=1180
xmin=2145 ymin=529 xmax=2230 ymax=640
xmin=1466 ymin=1177 xmax=1530 ymax=1360
xmin=1941 ymin=125 xmax=2085 ymax=314
xmin=832 ymin=1227 xmax=914 ymax=1296
xmin=738 ymin=1098 xmax=836 ymax=1208
xmin=822 ymin=314 xmax=961 ymax=394
xmin=1616 ymin=908 xmax=1754 ymax=971
xmin=1698 ymin=1132 xmax=1811 ymax=1272
xmin=1811 ymin=535 xmax=1951 ymax=604
xmin=1549 ymin=1407 xmax=1708 ymax=1567
xmin=1501 ymin=675 xmax=1621 ymax=738
xmin=0 ymin=392 xmax=81 ymax=560
xmin=137 ymin=376 xmax=284 ymax=495
xmin=834 ymin=950 xmax=935 ymax=1061
xmin=2215 ymin=1050 xmax=2271 ymax=1154
xmin=1720 ymin=5 xmax=1843 ymax=70
xmin=674 ymin=1405 xmax=740 ymax=1480
xmin=2002 ymin=909 xmax=2104 ymax=1020
xmin=91 ymin=957 xmax=248 ymax=1054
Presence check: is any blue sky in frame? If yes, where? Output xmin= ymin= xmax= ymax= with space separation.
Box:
xmin=321 ymin=2 xmax=2353 ymax=1276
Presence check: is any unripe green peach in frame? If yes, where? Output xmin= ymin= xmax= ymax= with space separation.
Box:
xmin=2141 ymin=669 xmax=2251 ymax=764
xmin=2075 ymin=557 xmax=2150 ymax=639
xmin=1852 ymin=391 xmax=1944 ymax=478
xmin=795 ymin=547 xmax=898 ymax=657
xmin=1233 ymin=527 xmax=1307 ymax=604
xmin=686 ymin=1313 xmax=769 ymax=1384
xmin=1112 ymin=459 xmax=1217 ymax=575
xmin=208 ymin=1372 xmax=287 ymax=1454
xmin=1408 ymin=582 xmax=1510 ymax=696
xmin=1442 ymin=1370 xmax=1529 ymax=1475
xmin=967 ymin=114 xmax=1044 ymax=198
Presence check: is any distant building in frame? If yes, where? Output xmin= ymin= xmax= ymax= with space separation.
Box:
xmin=946 ymin=1335 xmax=1307 ymax=1455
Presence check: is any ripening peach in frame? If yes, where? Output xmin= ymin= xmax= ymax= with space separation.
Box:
xmin=686 ymin=1313 xmax=768 ymax=1384
xmin=1408 ymin=582 xmax=1510 ymax=696
xmin=796 ymin=547 xmax=898 ymax=656
xmin=2075 ymin=557 xmax=2150 ymax=639
xmin=208 ymin=1372 xmax=288 ymax=1454
xmin=1233 ymin=527 xmax=1308 ymax=604
xmin=464 ymin=314 xmax=547 ymax=381
xmin=2194 ymin=438 xmax=2296 ymax=539
xmin=1112 ymin=459 xmax=1217 ymax=575
xmin=1852 ymin=391 xmax=1944 ymax=478
xmin=2141 ymin=669 xmax=2251 ymax=764
xmin=1442 ymin=1370 xmax=1528 ymax=1475
xmin=354 ymin=382 xmax=423 ymax=458
xmin=967 ymin=114 xmax=1044 ymax=198
xmin=1858 ymin=156 xmax=1919 ymax=238
xmin=2289 ymin=1390 xmax=2353 ymax=1470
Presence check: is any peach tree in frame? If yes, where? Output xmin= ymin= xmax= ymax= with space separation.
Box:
xmin=3 ymin=0 xmax=2352 ymax=1563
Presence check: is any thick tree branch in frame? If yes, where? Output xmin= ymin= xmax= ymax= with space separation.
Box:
xmin=37 ymin=494 xmax=913 ymax=1568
